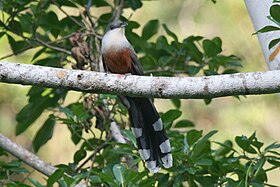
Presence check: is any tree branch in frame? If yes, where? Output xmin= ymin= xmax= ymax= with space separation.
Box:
xmin=0 ymin=61 xmax=280 ymax=99
xmin=0 ymin=133 xmax=86 ymax=187
xmin=0 ymin=133 xmax=56 ymax=177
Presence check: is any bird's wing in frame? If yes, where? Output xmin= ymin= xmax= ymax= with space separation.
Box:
xmin=102 ymin=56 xmax=109 ymax=73
xmin=129 ymin=48 xmax=144 ymax=75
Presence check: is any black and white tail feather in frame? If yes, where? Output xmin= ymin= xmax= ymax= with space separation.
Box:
xmin=127 ymin=97 xmax=173 ymax=173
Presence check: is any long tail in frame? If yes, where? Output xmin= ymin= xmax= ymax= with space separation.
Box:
xmin=126 ymin=97 xmax=173 ymax=173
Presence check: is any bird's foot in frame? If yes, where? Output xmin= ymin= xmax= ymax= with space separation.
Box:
xmin=124 ymin=73 xmax=132 ymax=79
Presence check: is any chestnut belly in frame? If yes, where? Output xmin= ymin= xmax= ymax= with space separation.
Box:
xmin=103 ymin=48 xmax=132 ymax=74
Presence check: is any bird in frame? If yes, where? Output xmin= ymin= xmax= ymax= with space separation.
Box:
xmin=101 ymin=21 xmax=172 ymax=173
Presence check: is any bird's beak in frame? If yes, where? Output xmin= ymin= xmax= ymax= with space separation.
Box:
xmin=120 ymin=22 xmax=128 ymax=28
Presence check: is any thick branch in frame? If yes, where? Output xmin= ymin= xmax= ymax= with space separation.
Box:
xmin=0 ymin=133 xmax=56 ymax=176
xmin=0 ymin=133 xmax=86 ymax=187
xmin=0 ymin=62 xmax=280 ymax=99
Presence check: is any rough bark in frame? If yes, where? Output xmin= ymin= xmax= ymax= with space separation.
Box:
xmin=1 ymin=62 xmax=280 ymax=99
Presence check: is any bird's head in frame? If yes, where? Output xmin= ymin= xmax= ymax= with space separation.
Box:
xmin=106 ymin=21 xmax=128 ymax=34
xmin=102 ymin=21 xmax=130 ymax=52
xmin=109 ymin=22 xmax=128 ymax=30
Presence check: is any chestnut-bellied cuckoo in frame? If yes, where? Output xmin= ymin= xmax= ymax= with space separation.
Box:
xmin=101 ymin=22 xmax=172 ymax=173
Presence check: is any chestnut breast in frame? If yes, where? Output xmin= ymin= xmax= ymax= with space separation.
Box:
xmin=103 ymin=48 xmax=132 ymax=74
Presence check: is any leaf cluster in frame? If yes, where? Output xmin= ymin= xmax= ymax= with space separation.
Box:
xmin=256 ymin=2 xmax=280 ymax=49
xmin=1 ymin=130 xmax=280 ymax=187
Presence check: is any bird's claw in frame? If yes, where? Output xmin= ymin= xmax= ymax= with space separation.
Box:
xmin=124 ymin=73 xmax=132 ymax=79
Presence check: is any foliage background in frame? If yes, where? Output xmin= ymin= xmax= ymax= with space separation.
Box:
xmin=0 ymin=0 xmax=279 ymax=186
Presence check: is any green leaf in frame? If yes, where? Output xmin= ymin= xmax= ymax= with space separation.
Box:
xmin=251 ymin=140 xmax=264 ymax=151
xmin=190 ymin=132 xmax=216 ymax=160
xmin=184 ymin=40 xmax=203 ymax=63
xmin=18 ymin=13 xmax=33 ymax=33
xmin=9 ymin=167 xmax=29 ymax=174
xmin=32 ymin=115 xmax=56 ymax=152
xmin=38 ymin=11 xmax=60 ymax=36
xmin=203 ymin=39 xmax=222 ymax=58
xmin=74 ymin=149 xmax=87 ymax=164
xmin=172 ymin=174 xmax=186 ymax=186
xmin=223 ymin=69 xmax=239 ymax=74
xmin=7 ymin=35 xmax=29 ymax=54
xmin=28 ymin=178 xmax=45 ymax=187
xmin=158 ymin=173 xmax=170 ymax=187
xmin=16 ymin=103 xmax=45 ymax=135
xmin=89 ymin=175 xmax=101 ymax=183
xmin=235 ymin=135 xmax=257 ymax=154
xmin=162 ymin=24 xmax=178 ymax=41
xmin=270 ymin=4 xmax=280 ymax=23
xmin=142 ymin=19 xmax=159 ymax=40
xmin=171 ymin=99 xmax=181 ymax=109
xmin=68 ymin=125 xmax=83 ymax=145
xmin=174 ymin=120 xmax=195 ymax=128
xmin=0 ymin=148 xmax=7 ymax=157
xmin=269 ymin=38 xmax=280 ymax=49
xmin=31 ymin=47 xmax=46 ymax=62
xmin=256 ymin=25 xmax=280 ymax=34
xmin=8 ymin=20 xmax=23 ymax=35
xmin=91 ymin=0 xmax=110 ymax=7
xmin=212 ymin=37 xmax=222 ymax=48
xmin=161 ymin=109 xmax=182 ymax=129
xmin=129 ymin=171 xmax=148 ymax=185
xmin=126 ymin=20 xmax=140 ymax=30
xmin=196 ymin=158 xmax=212 ymax=166
xmin=213 ymin=140 xmax=235 ymax=156
xmin=196 ymin=130 xmax=218 ymax=145
xmin=187 ymin=65 xmax=201 ymax=76
xmin=5 ymin=182 xmax=32 ymax=187
xmin=58 ymin=106 xmax=74 ymax=119
xmin=34 ymin=57 xmax=62 ymax=67
xmin=71 ymin=103 xmax=90 ymax=122
xmin=187 ymin=129 xmax=203 ymax=147
xmin=139 ymin=176 xmax=155 ymax=186
xmin=16 ymin=88 xmax=65 ymax=135
xmin=63 ymin=174 xmax=75 ymax=185
xmin=47 ymin=169 xmax=64 ymax=187
xmin=264 ymin=142 xmax=280 ymax=151
xmin=267 ymin=15 xmax=280 ymax=27
xmin=0 ymin=32 xmax=5 ymax=39
xmin=267 ymin=158 xmax=280 ymax=167
xmin=124 ymin=0 xmax=142 ymax=10
xmin=0 ymin=160 xmax=21 ymax=168
xmin=113 ymin=164 xmax=126 ymax=185
xmin=92 ymin=171 xmax=117 ymax=185
xmin=122 ymin=129 xmax=137 ymax=148
xmin=254 ymin=157 xmax=266 ymax=177
xmin=204 ymin=98 xmax=212 ymax=105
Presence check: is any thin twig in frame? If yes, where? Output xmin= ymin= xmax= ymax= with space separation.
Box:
xmin=0 ymin=46 xmax=35 ymax=61
xmin=0 ymin=29 xmax=80 ymax=60
xmin=55 ymin=28 xmax=87 ymax=44
xmin=52 ymin=0 xmax=84 ymax=28
xmin=35 ymin=37 xmax=71 ymax=55
xmin=112 ymin=0 xmax=124 ymax=23
xmin=85 ymin=0 xmax=95 ymax=28
xmin=75 ymin=142 xmax=109 ymax=172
